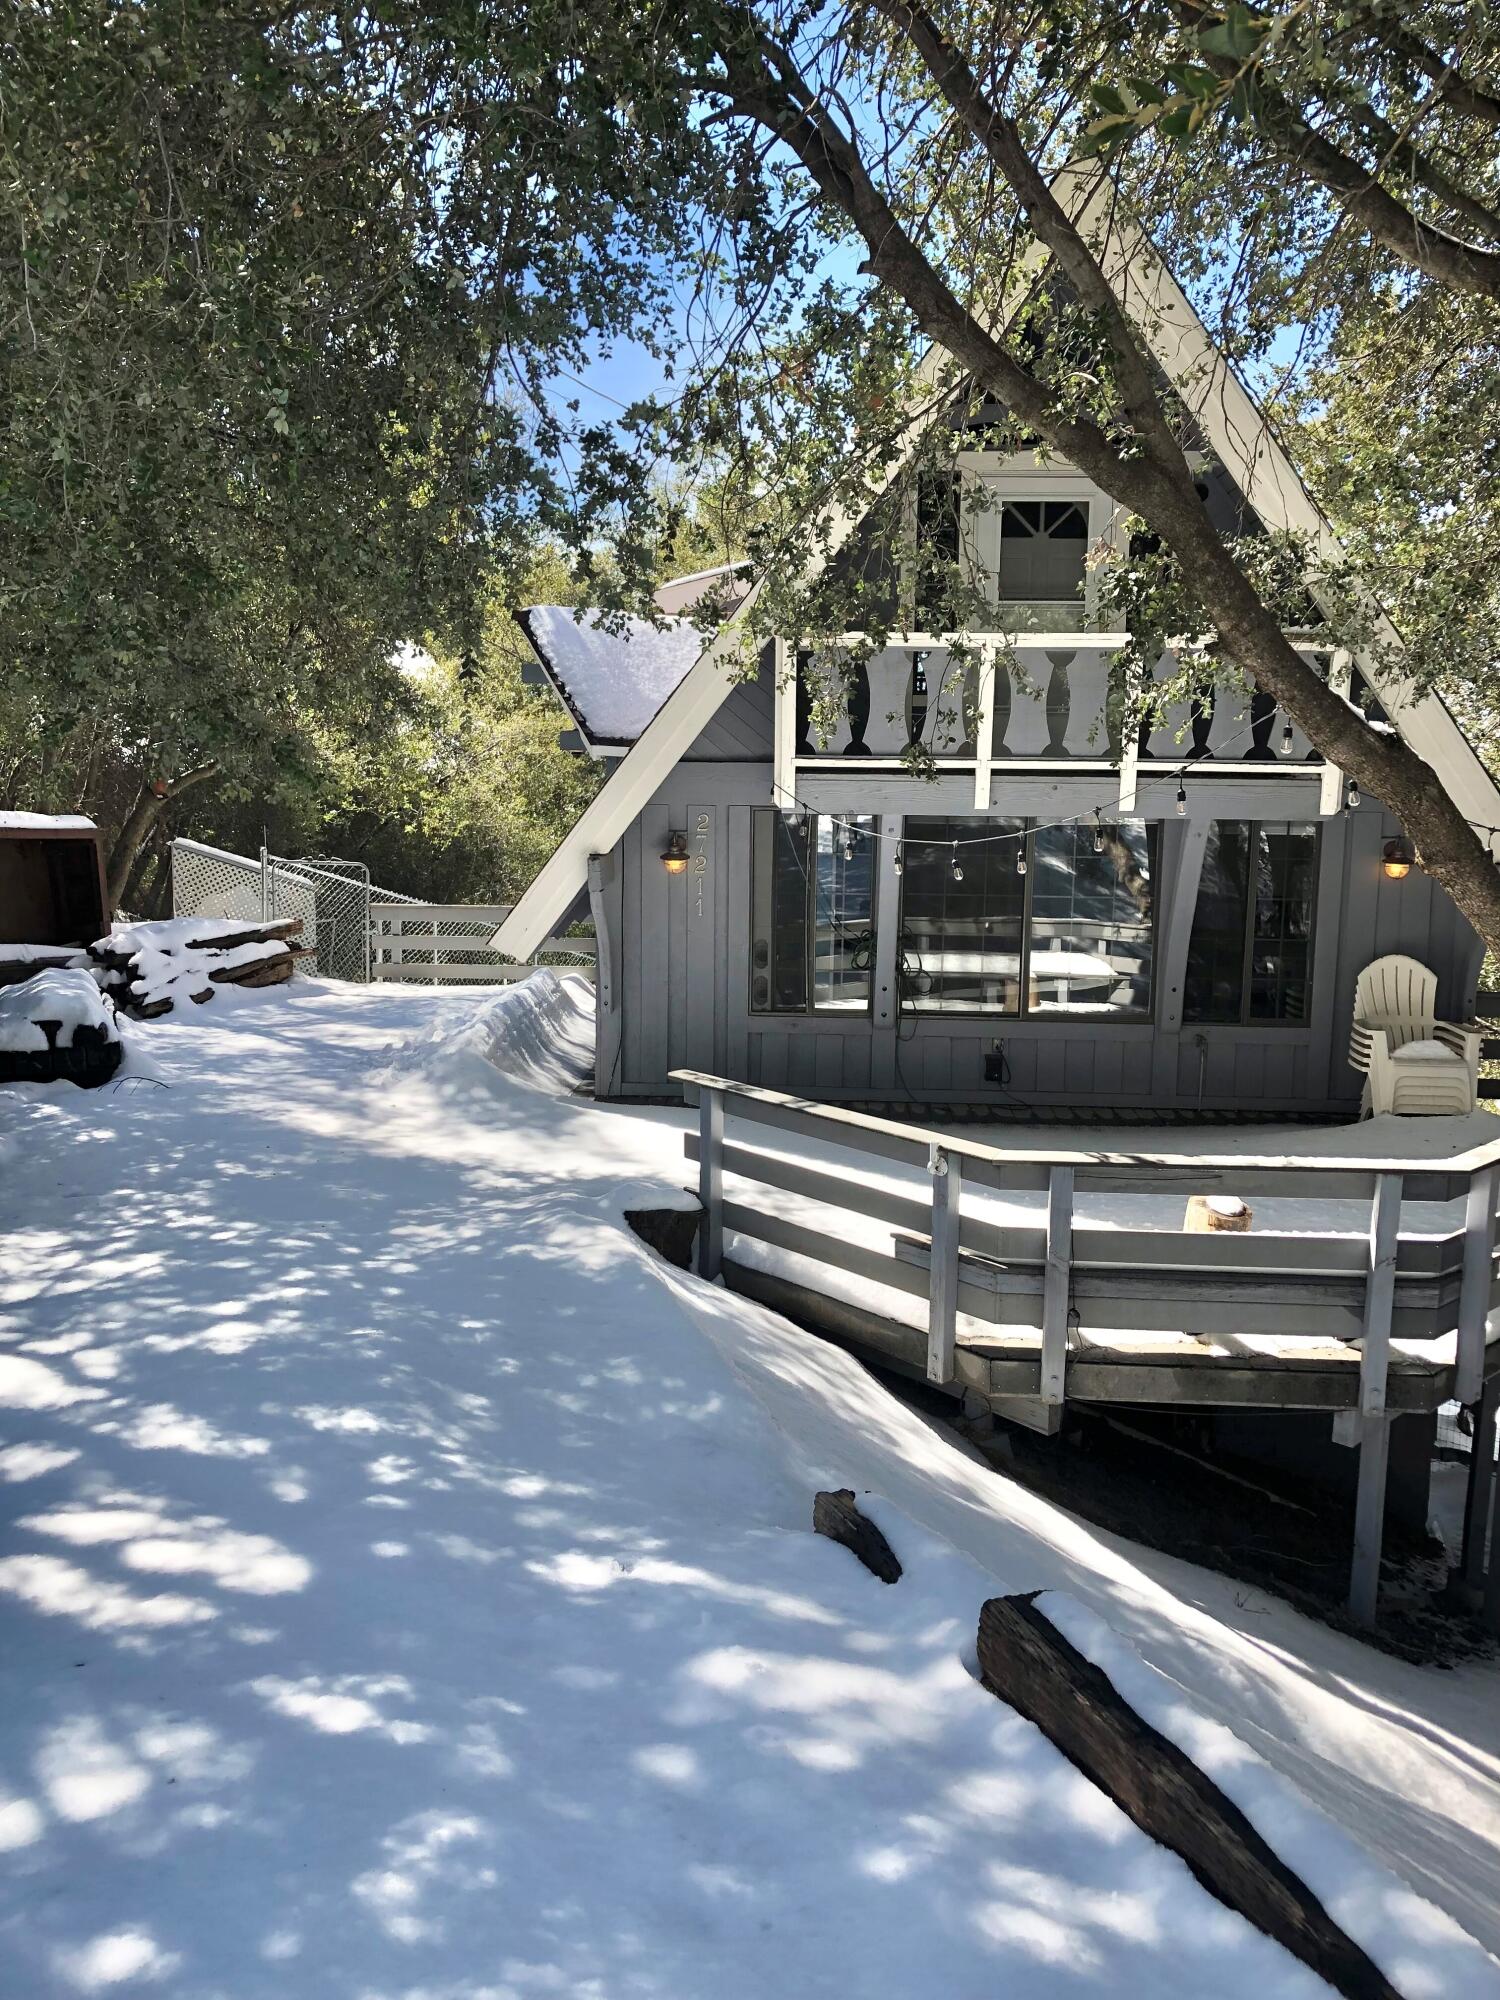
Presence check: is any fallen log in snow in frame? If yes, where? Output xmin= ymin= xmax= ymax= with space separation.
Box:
xmin=976 ymin=1593 xmax=1399 ymax=2000
xmin=812 ymin=1489 xmax=903 ymax=1584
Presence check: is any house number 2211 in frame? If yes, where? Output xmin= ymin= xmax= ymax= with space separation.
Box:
xmin=692 ymin=812 xmax=710 ymax=919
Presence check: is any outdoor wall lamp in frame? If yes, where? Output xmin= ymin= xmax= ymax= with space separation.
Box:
xmin=1382 ymin=836 xmax=1416 ymax=881
xmin=661 ymin=830 xmax=690 ymax=876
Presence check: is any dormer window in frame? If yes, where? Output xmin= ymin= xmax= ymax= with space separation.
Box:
xmin=997 ymin=499 xmax=1088 ymax=610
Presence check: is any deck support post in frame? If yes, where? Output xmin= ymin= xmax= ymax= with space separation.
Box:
xmin=697 ymin=1087 xmax=724 ymax=1281
xmin=1485 ymin=1421 xmax=1500 ymax=1635
xmin=1040 ymin=1166 xmax=1075 ymax=1407
xmin=927 ymin=1145 xmax=961 ymax=1385
xmin=972 ymin=643 xmax=997 ymax=812
xmin=1462 ymin=1374 xmax=1500 ymax=1595
xmin=1456 ymin=1164 xmax=1498 ymax=1407
xmin=1349 ymin=1171 xmax=1401 ymax=1625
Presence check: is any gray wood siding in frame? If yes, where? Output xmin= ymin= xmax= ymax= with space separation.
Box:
xmin=600 ymin=760 xmax=1483 ymax=1114
xmin=684 ymin=661 xmax=774 ymax=760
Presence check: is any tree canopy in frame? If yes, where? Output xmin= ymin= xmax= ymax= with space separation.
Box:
xmin=6 ymin=2 xmax=1500 ymax=940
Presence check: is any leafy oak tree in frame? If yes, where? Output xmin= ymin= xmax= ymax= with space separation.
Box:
xmin=9 ymin=1 xmax=1500 ymax=946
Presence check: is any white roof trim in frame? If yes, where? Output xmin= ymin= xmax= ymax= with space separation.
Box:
xmin=496 ymin=166 xmax=1500 ymax=962
xmin=1084 ymin=202 xmax=1500 ymax=835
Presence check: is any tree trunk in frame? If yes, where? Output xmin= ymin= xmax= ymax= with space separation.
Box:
xmin=721 ymin=34 xmax=1500 ymax=955
xmin=104 ymin=762 xmax=218 ymax=913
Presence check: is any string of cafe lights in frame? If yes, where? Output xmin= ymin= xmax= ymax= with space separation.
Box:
xmin=766 ymin=707 xmax=1358 ymax=883
xmin=774 ymin=706 xmax=1500 ymax=879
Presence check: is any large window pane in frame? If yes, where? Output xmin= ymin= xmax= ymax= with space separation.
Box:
xmin=1029 ymin=822 xmax=1155 ymax=1017
xmin=1183 ymin=821 xmax=1251 ymax=1023
xmin=750 ymin=810 xmax=876 ymax=1015
xmin=1249 ymin=824 xmax=1317 ymax=1022
xmin=750 ymin=809 xmax=810 ymax=1013
xmin=812 ymin=818 xmax=876 ymax=1012
xmin=1184 ymin=821 xmax=1317 ymax=1025
xmin=900 ymin=817 xmax=1026 ymax=1013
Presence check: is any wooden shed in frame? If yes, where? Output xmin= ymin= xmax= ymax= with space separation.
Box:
xmin=0 ymin=813 xmax=110 ymax=950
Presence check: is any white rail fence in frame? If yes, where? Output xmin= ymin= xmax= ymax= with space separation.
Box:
xmin=674 ymin=1066 xmax=1500 ymax=1631
xmin=370 ymin=904 xmax=594 ymax=984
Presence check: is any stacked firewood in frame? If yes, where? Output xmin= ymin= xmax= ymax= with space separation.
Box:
xmin=89 ymin=916 xmax=313 ymax=1018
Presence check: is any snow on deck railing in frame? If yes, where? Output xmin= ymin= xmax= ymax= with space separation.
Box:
xmin=670 ymin=1066 xmax=1500 ymax=1631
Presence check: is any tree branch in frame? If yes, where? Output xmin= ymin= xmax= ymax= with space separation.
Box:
xmin=866 ymin=0 xmax=1194 ymax=480
xmin=1358 ymin=15 xmax=1500 ymax=130
xmin=709 ymin=20 xmax=1500 ymax=945
xmin=1183 ymin=20 xmax=1500 ymax=298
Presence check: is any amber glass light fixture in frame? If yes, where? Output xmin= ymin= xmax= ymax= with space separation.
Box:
xmin=1381 ymin=836 xmax=1414 ymax=881
xmin=661 ymin=830 xmax=690 ymax=875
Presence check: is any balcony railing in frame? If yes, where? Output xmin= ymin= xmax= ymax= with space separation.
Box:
xmin=793 ymin=637 xmax=1328 ymax=767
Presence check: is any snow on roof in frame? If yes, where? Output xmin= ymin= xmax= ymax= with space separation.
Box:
xmin=519 ymin=604 xmax=704 ymax=746
xmin=0 ymin=812 xmax=97 ymax=834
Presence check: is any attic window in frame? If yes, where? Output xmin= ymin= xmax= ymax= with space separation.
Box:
xmin=998 ymin=499 xmax=1088 ymax=608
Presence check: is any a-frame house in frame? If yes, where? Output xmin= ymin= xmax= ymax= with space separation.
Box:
xmin=499 ymin=176 xmax=1500 ymax=1121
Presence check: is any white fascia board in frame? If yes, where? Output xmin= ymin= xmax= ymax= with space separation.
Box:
xmin=491 ymin=599 xmax=765 ymax=958
xmin=1083 ymin=195 xmax=1500 ymax=833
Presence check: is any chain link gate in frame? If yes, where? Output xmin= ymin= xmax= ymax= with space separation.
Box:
xmin=171 ymin=840 xmax=370 ymax=980
xmin=263 ymin=852 xmax=371 ymax=982
xmin=170 ymin=838 xmax=592 ymax=985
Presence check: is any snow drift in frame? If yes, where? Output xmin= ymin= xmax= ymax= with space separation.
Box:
xmin=0 ymin=972 xmax=1496 ymax=1999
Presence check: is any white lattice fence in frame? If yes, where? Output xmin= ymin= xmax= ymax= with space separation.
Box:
xmin=170 ymin=839 xmax=270 ymax=927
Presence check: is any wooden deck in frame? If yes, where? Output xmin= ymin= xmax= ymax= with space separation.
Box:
xmin=672 ymin=1067 xmax=1500 ymax=1628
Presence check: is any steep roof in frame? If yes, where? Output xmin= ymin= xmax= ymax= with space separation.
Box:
xmin=494 ymin=170 xmax=1500 ymax=963
xmin=518 ymin=606 xmax=703 ymax=753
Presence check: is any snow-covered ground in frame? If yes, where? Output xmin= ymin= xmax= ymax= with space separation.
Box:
xmin=2 ymin=974 xmax=1498 ymax=1998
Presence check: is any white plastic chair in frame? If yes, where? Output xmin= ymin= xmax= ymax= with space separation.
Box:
xmin=1348 ymin=954 xmax=1480 ymax=1116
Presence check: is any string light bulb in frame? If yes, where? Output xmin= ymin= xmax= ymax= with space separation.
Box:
xmin=1175 ymin=778 xmax=1187 ymax=816
xmin=892 ymin=843 xmax=904 ymax=877
xmin=1280 ymin=714 xmax=1294 ymax=756
xmin=1092 ymin=812 xmax=1105 ymax=855
xmin=1345 ymin=777 xmax=1360 ymax=813
xmin=950 ymin=840 xmax=964 ymax=883
xmin=841 ymin=823 xmax=856 ymax=862
xmin=1015 ymin=844 xmax=1028 ymax=877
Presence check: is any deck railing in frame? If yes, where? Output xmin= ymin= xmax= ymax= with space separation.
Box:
xmin=671 ymin=1067 xmax=1500 ymax=1628
xmin=793 ymin=635 xmax=1329 ymax=767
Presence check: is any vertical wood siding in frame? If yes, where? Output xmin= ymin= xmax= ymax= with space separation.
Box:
xmin=605 ymin=762 xmax=1482 ymax=1113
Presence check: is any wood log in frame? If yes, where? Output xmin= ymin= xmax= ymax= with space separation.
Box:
xmin=813 ymin=1489 xmax=903 ymax=1584
xmin=976 ymin=1595 xmax=1399 ymax=2000
xmin=182 ymin=917 xmax=302 ymax=950
xmin=209 ymin=954 xmax=296 ymax=989
xmin=86 ymin=917 xmax=304 ymax=969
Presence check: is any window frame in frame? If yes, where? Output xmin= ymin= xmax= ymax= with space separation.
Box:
xmin=1182 ymin=819 xmax=1321 ymax=1029
xmin=961 ymin=465 xmax=1121 ymax=632
xmin=896 ymin=815 xmax=1160 ymax=1023
xmin=748 ymin=808 xmax=878 ymax=1020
